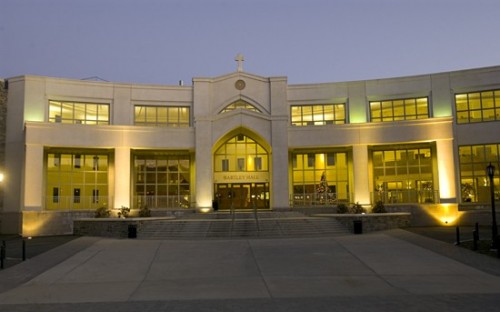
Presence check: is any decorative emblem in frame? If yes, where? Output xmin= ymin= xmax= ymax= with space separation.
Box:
xmin=235 ymin=79 xmax=246 ymax=90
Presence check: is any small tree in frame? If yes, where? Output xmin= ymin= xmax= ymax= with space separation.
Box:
xmin=118 ymin=206 xmax=130 ymax=218
xmin=337 ymin=203 xmax=349 ymax=214
xmin=350 ymin=202 xmax=366 ymax=214
xmin=139 ymin=204 xmax=151 ymax=217
xmin=95 ymin=206 xmax=110 ymax=218
xmin=372 ymin=200 xmax=387 ymax=213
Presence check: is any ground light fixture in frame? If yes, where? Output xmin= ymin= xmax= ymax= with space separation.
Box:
xmin=486 ymin=162 xmax=498 ymax=249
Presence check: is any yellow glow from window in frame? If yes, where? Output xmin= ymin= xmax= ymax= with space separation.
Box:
xmin=318 ymin=153 xmax=325 ymax=166
xmin=247 ymin=156 xmax=254 ymax=171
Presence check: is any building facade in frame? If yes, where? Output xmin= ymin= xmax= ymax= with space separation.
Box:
xmin=1 ymin=63 xmax=500 ymax=236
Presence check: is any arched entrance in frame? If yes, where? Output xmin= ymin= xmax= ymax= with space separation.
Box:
xmin=213 ymin=133 xmax=270 ymax=210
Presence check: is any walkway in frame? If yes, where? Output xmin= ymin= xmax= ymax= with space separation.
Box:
xmin=1 ymin=229 xmax=500 ymax=311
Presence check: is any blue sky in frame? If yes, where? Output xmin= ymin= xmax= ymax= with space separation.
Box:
xmin=1 ymin=0 xmax=500 ymax=85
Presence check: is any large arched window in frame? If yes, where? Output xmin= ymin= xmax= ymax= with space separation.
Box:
xmin=214 ymin=134 xmax=268 ymax=172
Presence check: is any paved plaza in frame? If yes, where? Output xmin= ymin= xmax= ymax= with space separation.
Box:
xmin=1 ymin=229 xmax=500 ymax=311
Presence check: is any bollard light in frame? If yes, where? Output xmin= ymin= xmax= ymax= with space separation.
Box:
xmin=486 ymin=162 xmax=498 ymax=249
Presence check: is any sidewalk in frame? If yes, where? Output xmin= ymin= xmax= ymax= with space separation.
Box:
xmin=0 ymin=228 xmax=499 ymax=311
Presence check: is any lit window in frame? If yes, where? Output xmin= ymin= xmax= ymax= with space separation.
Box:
xmin=134 ymin=105 xmax=190 ymax=127
xmin=291 ymin=152 xmax=350 ymax=205
xmin=214 ymin=135 xmax=268 ymax=172
xmin=133 ymin=153 xmax=191 ymax=209
xmin=455 ymin=90 xmax=500 ymax=124
xmin=371 ymin=145 xmax=434 ymax=204
xmin=220 ymin=100 xmax=261 ymax=113
xmin=458 ymin=143 xmax=500 ymax=203
xmin=46 ymin=151 xmax=109 ymax=210
xmin=370 ymin=97 xmax=429 ymax=122
xmin=291 ymin=104 xmax=346 ymax=126
xmin=49 ymin=100 xmax=109 ymax=125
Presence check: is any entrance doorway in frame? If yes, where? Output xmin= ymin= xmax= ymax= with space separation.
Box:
xmin=215 ymin=183 xmax=269 ymax=210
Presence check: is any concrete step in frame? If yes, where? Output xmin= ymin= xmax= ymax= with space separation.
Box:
xmin=137 ymin=213 xmax=349 ymax=239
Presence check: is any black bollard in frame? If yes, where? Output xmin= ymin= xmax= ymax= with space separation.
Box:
xmin=473 ymin=230 xmax=479 ymax=251
xmin=455 ymin=226 xmax=460 ymax=245
xmin=475 ymin=222 xmax=479 ymax=240
xmin=0 ymin=241 xmax=5 ymax=269
xmin=22 ymin=239 xmax=26 ymax=261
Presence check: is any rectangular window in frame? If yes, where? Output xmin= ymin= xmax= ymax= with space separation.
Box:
xmin=222 ymin=159 xmax=229 ymax=172
xmin=291 ymin=103 xmax=346 ymax=126
xmin=307 ymin=154 xmax=315 ymax=167
xmin=92 ymin=189 xmax=99 ymax=204
xmin=255 ymin=157 xmax=262 ymax=171
xmin=292 ymin=151 xmax=350 ymax=206
xmin=46 ymin=151 xmax=109 ymax=210
xmin=49 ymin=100 xmax=110 ymax=125
xmin=237 ymin=158 xmax=245 ymax=171
xmin=458 ymin=143 xmax=500 ymax=203
xmin=455 ymin=89 xmax=500 ymax=123
xmin=370 ymin=97 xmax=429 ymax=122
xmin=52 ymin=187 xmax=59 ymax=203
xmin=133 ymin=153 xmax=191 ymax=209
xmin=134 ymin=105 xmax=190 ymax=127
xmin=327 ymin=153 xmax=335 ymax=166
xmin=73 ymin=188 xmax=81 ymax=203
xmin=372 ymin=145 xmax=433 ymax=204
xmin=75 ymin=154 xmax=81 ymax=168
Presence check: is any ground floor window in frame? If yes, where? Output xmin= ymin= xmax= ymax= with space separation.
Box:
xmin=45 ymin=149 xmax=110 ymax=210
xmin=133 ymin=151 xmax=191 ymax=209
xmin=458 ymin=143 xmax=500 ymax=203
xmin=214 ymin=183 xmax=269 ymax=210
xmin=372 ymin=144 xmax=435 ymax=204
xmin=291 ymin=151 xmax=350 ymax=206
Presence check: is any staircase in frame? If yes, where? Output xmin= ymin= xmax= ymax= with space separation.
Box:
xmin=137 ymin=211 xmax=349 ymax=239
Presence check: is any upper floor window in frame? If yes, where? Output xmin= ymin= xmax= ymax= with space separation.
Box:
xmin=370 ymin=97 xmax=428 ymax=122
xmin=135 ymin=105 xmax=190 ymax=127
xmin=49 ymin=100 xmax=109 ymax=125
xmin=291 ymin=104 xmax=346 ymax=126
xmin=220 ymin=100 xmax=261 ymax=114
xmin=455 ymin=90 xmax=500 ymax=124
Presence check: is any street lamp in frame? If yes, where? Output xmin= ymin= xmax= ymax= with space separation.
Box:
xmin=486 ymin=162 xmax=498 ymax=249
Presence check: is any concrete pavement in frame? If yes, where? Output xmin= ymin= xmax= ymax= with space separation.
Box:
xmin=1 ymin=230 xmax=500 ymax=311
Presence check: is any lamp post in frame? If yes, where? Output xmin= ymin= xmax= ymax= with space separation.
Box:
xmin=486 ymin=162 xmax=498 ymax=249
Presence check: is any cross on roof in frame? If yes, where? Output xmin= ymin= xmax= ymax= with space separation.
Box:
xmin=235 ymin=53 xmax=244 ymax=72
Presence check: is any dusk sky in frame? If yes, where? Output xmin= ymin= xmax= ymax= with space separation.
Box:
xmin=2 ymin=0 xmax=500 ymax=85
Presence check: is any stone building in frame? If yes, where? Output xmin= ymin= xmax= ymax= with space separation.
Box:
xmin=1 ymin=60 xmax=500 ymax=236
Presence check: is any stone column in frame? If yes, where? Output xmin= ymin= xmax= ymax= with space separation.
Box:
xmin=194 ymin=119 xmax=214 ymax=211
xmin=114 ymin=147 xmax=130 ymax=209
xmin=23 ymin=144 xmax=44 ymax=211
xmin=353 ymin=145 xmax=370 ymax=205
xmin=436 ymin=139 xmax=456 ymax=202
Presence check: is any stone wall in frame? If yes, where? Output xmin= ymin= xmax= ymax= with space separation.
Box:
xmin=73 ymin=217 xmax=174 ymax=238
xmin=323 ymin=213 xmax=412 ymax=233
xmin=22 ymin=211 xmax=95 ymax=236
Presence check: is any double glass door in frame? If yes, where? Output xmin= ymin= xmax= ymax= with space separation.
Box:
xmin=215 ymin=183 xmax=269 ymax=210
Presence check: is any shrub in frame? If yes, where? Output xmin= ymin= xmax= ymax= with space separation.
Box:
xmin=336 ymin=203 xmax=349 ymax=214
xmin=139 ymin=205 xmax=151 ymax=218
xmin=350 ymin=202 xmax=366 ymax=214
xmin=95 ymin=206 xmax=110 ymax=218
xmin=372 ymin=200 xmax=387 ymax=213
xmin=118 ymin=206 xmax=130 ymax=218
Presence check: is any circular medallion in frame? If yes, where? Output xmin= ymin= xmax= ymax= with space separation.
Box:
xmin=235 ymin=79 xmax=246 ymax=90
